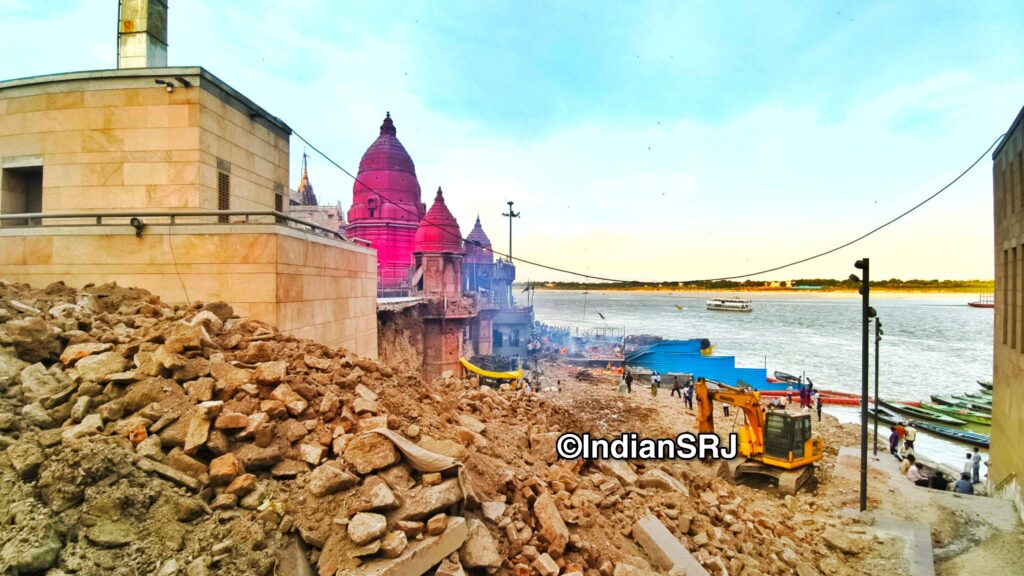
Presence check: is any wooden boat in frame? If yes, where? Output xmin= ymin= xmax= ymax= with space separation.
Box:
xmin=773 ymin=371 xmax=802 ymax=384
xmin=930 ymin=395 xmax=991 ymax=413
xmin=954 ymin=393 xmax=991 ymax=407
xmin=877 ymin=399 xmax=966 ymax=426
xmin=967 ymin=294 xmax=994 ymax=309
xmin=978 ymin=381 xmax=993 ymax=390
xmin=940 ymin=395 xmax=991 ymax=413
xmin=869 ymin=405 xmax=906 ymax=426
xmin=965 ymin=391 xmax=991 ymax=400
xmin=706 ymin=298 xmax=753 ymax=312
xmin=919 ymin=403 xmax=991 ymax=426
xmin=910 ymin=420 xmax=990 ymax=448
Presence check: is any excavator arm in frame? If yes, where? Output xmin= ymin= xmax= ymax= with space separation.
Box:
xmin=695 ymin=379 xmax=767 ymax=458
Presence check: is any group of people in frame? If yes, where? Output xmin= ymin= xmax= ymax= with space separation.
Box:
xmin=893 ymin=423 xmax=983 ymax=494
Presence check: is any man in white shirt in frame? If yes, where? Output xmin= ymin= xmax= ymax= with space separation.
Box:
xmin=907 ymin=463 xmax=928 ymax=486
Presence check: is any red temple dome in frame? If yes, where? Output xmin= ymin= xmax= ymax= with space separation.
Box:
xmin=415 ymin=187 xmax=463 ymax=254
xmin=464 ymin=216 xmax=493 ymax=264
xmin=357 ymin=112 xmax=417 ymax=175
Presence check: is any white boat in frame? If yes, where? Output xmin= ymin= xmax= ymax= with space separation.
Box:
xmin=706 ymin=298 xmax=753 ymax=312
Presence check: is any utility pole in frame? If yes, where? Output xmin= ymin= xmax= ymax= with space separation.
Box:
xmin=502 ymin=201 xmax=520 ymax=262
xmin=850 ymin=258 xmax=873 ymax=512
xmin=873 ymin=316 xmax=883 ymax=455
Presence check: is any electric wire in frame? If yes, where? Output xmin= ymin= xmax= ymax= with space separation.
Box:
xmin=291 ymin=128 xmax=1004 ymax=284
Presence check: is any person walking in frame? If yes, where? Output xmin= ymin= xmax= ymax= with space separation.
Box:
xmin=671 ymin=378 xmax=683 ymax=398
xmin=971 ymin=447 xmax=982 ymax=484
xmin=625 ymin=372 xmax=633 ymax=394
xmin=815 ymin=390 xmax=823 ymax=421
xmin=684 ymin=384 xmax=694 ymax=410
xmin=888 ymin=426 xmax=900 ymax=457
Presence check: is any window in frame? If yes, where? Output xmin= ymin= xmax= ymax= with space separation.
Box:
xmin=1013 ymin=247 xmax=1018 ymax=350
xmin=1003 ymin=249 xmax=1009 ymax=346
xmin=1 ymin=166 xmax=43 ymax=227
xmin=217 ymin=172 xmax=230 ymax=223
xmin=274 ymin=193 xmax=283 ymax=223
xmin=493 ymin=329 xmax=503 ymax=348
xmin=510 ymin=329 xmax=520 ymax=347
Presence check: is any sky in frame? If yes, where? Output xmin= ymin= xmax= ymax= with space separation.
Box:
xmin=1 ymin=1 xmax=1022 ymax=282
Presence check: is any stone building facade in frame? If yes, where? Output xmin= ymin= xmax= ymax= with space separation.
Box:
xmin=0 ymin=66 xmax=377 ymax=357
xmin=992 ymin=103 xmax=1024 ymax=520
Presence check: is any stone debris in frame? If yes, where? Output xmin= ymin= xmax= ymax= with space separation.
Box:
xmin=0 ymin=280 xmax=857 ymax=576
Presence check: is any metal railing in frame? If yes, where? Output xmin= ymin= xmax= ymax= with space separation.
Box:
xmin=0 ymin=210 xmax=363 ymax=244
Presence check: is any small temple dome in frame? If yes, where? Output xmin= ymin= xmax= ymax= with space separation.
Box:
xmin=464 ymin=216 xmax=493 ymax=264
xmin=358 ymin=112 xmax=416 ymax=175
xmin=415 ymin=187 xmax=463 ymax=254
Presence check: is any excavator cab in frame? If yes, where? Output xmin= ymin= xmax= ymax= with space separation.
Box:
xmin=761 ymin=411 xmax=824 ymax=469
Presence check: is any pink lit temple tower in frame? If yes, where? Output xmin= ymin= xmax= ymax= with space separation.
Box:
xmin=347 ymin=113 xmax=426 ymax=294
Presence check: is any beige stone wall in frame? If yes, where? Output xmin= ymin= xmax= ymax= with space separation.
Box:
xmin=992 ymin=110 xmax=1024 ymax=520
xmin=0 ymin=69 xmax=288 ymax=218
xmin=0 ymin=225 xmax=377 ymax=358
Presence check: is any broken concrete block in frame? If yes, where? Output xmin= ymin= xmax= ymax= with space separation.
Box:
xmin=427 ymin=514 xmax=448 ymax=536
xmin=214 ymin=411 xmax=247 ymax=430
xmin=62 ymin=413 xmax=103 ymax=440
xmin=298 ymin=443 xmax=325 ymax=466
xmin=596 ymin=459 xmax=638 ymax=486
xmin=362 ymin=516 xmax=467 ymax=576
xmin=255 ymin=361 xmax=287 ymax=385
xmin=631 ymin=515 xmax=708 ymax=575
xmin=270 ymin=384 xmax=307 ymax=416
xmin=348 ymin=512 xmax=388 ymax=545
xmin=394 ymin=478 xmax=463 ymax=521
xmin=209 ymin=453 xmax=243 ymax=485
xmin=308 ymin=463 xmax=359 ymax=497
xmin=224 ymin=473 xmax=257 ymax=496
xmin=533 ymin=493 xmax=569 ymax=556
xmin=183 ymin=414 xmax=211 ymax=454
xmin=355 ymin=383 xmax=378 ymax=401
xmin=533 ymin=553 xmax=559 ymax=576
xmin=637 ymin=469 xmax=689 ymax=496
xmin=380 ymin=530 xmax=408 ymax=558
xmin=343 ymin=433 xmax=401 ymax=474
xmin=7 ymin=439 xmax=45 ymax=480
xmin=456 ymin=414 xmax=486 ymax=434
xmin=460 ymin=518 xmax=502 ymax=570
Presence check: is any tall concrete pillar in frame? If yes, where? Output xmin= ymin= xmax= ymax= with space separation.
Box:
xmin=118 ymin=0 xmax=168 ymax=68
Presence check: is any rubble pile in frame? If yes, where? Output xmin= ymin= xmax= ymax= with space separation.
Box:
xmin=1 ymin=280 xmax=870 ymax=576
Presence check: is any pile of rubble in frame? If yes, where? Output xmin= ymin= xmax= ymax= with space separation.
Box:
xmin=0 ymin=280 xmax=874 ymax=576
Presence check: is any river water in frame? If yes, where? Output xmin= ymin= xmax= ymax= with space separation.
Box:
xmin=531 ymin=290 xmax=993 ymax=473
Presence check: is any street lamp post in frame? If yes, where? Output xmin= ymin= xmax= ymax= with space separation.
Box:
xmin=850 ymin=258 xmax=873 ymax=512
xmin=873 ymin=316 xmax=883 ymax=455
xmin=502 ymin=201 xmax=520 ymax=262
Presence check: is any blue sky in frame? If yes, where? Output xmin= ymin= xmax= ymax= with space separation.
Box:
xmin=2 ymin=1 xmax=1022 ymax=281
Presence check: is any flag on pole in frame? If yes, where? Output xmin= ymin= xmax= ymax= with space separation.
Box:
xmin=597 ymin=311 xmax=605 ymax=320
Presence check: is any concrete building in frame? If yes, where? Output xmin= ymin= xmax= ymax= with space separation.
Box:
xmin=992 ymin=103 xmax=1024 ymax=520
xmin=462 ymin=216 xmax=534 ymax=359
xmin=411 ymin=188 xmax=475 ymax=378
xmin=0 ymin=0 xmax=377 ymax=357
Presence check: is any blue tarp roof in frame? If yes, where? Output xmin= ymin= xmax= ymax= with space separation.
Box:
xmin=626 ymin=339 xmax=767 ymax=388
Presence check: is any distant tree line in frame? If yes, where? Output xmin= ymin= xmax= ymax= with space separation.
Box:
xmin=524 ymin=278 xmax=994 ymax=292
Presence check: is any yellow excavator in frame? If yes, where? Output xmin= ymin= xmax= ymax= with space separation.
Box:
xmin=695 ymin=378 xmax=824 ymax=493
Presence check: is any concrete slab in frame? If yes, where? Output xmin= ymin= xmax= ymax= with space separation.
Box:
xmin=362 ymin=516 xmax=467 ymax=576
xmin=631 ymin=515 xmax=709 ymax=576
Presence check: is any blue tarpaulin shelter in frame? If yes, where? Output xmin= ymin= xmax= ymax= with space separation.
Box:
xmin=626 ymin=340 xmax=774 ymax=390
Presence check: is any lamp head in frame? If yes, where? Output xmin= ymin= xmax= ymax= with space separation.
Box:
xmin=854 ymin=259 xmax=868 ymax=270
xmin=849 ymin=274 xmax=860 ymax=283
xmin=129 ymin=217 xmax=144 ymax=237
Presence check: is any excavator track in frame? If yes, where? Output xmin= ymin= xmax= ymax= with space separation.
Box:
xmin=719 ymin=457 xmax=816 ymax=494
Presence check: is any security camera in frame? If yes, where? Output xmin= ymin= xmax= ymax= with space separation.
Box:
xmin=129 ymin=217 xmax=144 ymax=237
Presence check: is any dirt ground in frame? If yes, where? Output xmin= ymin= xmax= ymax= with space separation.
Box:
xmin=532 ymin=361 xmax=1024 ymax=576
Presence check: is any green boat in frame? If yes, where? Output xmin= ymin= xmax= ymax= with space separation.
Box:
xmin=978 ymin=380 xmax=993 ymax=390
xmin=931 ymin=395 xmax=991 ymax=414
xmin=957 ymin=393 xmax=992 ymax=406
xmin=919 ymin=402 xmax=992 ymax=426
xmin=877 ymin=399 xmax=966 ymax=426
xmin=949 ymin=395 xmax=992 ymax=413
